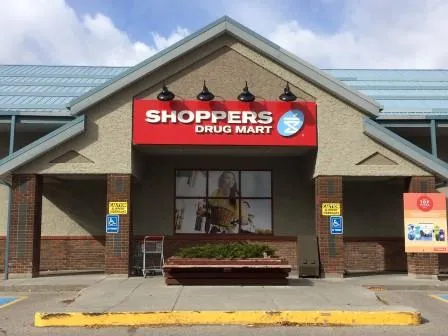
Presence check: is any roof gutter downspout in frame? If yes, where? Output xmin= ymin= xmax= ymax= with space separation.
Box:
xmin=0 ymin=179 xmax=11 ymax=280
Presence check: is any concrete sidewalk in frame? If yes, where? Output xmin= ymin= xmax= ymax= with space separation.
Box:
xmin=2 ymin=272 xmax=447 ymax=293
xmin=3 ymin=273 xmax=444 ymax=326
xmin=44 ymin=276 xmax=387 ymax=312
xmin=0 ymin=273 xmax=106 ymax=292
xmin=343 ymin=273 xmax=448 ymax=290
xmin=30 ymin=275 xmax=421 ymax=327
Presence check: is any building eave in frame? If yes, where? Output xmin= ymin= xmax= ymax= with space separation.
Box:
xmin=68 ymin=16 xmax=381 ymax=117
xmin=0 ymin=115 xmax=86 ymax=177
xmin=363 ymin=117 xmax=448 ymax=179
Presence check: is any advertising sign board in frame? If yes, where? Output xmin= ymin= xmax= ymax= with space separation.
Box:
xmin=404 ymin=193 xmax=448 ymax=253
xmin=133 ymin=100 xmax=317 ymax=146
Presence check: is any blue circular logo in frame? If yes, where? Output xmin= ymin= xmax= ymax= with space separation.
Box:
xmin=277 ymin=109 xmax=305 ymax=137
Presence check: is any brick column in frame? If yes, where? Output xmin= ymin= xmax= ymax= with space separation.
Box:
xmin=407 ymin=176 xmax=439 ymax=278
xmin=315 ymin=176 xmax=344 ymax=278
xmin=9 ymin=174 xmax=42 ymax=278
xmin=106 ymin=174 xmax=132 ymax=275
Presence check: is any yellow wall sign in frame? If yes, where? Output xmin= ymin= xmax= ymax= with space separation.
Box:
xmin=108 ymin=201 xmax=128 ymax=215
xmin=322 ymin=203 xmax=341 ymax=216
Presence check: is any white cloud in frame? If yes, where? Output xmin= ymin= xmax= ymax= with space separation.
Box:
xmin=222 ymin=0 xmax=448 ymax=68
xmin=151 ymin=27 xmax=190 ymax=51
xmin=0 ymin=0 xmax=189 ymax=66
xmin=2 ymin=0 xmax=448 ymax=68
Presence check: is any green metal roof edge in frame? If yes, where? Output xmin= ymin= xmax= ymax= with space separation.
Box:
xmin=363 ymin=117 xmax=448 ymax=179
xmin=0 ymin=110 xmax=71 ymax=116
xmin=0 ymin=115 xmax=85 ymax=176
xmin=0 ymin=73 xmax=119 ymax=79
xmin=68 ymin=16 xmax=382 ymax=116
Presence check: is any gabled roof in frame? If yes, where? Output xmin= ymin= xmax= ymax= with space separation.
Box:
xmin=0 ymin=16 xmax=448 ymax=181
xmin=67 ymin=16 xmax=382 ymax=117
xmin=2 ymin=18 xmax=448 ymax=119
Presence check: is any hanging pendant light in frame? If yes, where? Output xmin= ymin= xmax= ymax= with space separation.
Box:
xmin=279 ymin=82 xmax=297 ymax=101
xmin=237 ymin=81 xmax=255 ymax=102
xmin=157 ymin=83 xmax=175 ymax=101
xmin=196 ymin=81 xmax=215 ymax=101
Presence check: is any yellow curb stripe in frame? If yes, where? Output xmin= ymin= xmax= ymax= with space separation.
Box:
xmin=0 ymin=297 xmax=27 ymax=310
xmin=35 ymin=310 xmax=421 ymax=327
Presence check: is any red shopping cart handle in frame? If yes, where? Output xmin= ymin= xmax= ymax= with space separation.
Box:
xmin=144 ymin=235 xmax=164 ymax=240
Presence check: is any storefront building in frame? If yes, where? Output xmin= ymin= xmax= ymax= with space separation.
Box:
xmin=1 ymin=16 xmax=448 ymax=278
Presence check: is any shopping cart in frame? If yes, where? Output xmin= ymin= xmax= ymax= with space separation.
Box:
xmin=142 ymin=235 xmax=165 ymax=278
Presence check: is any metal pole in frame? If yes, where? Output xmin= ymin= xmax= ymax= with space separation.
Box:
xmin=430 ymin=119 xmax=438 ymax=157
xmin=3 ymin=115 xmax=16 ymax=280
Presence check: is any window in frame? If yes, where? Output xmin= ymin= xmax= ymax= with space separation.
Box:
xmin=175 ymin=170 xmax=272 ymax=235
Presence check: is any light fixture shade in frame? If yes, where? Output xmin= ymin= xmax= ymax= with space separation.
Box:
xmin=196 ymin=81 xmax=215 ymax=101
xmin=279 ymin=82 xmax=297 ymax=101
xmin=237 ymin=81 xmax=255 ymax=102
xmin=157 ymin=84 xmax=175 ymax=101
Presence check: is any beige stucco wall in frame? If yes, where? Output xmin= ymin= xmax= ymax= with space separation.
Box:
xmin=133 ymin=153 xmax=316 ymax=236
xmin=13 ymin=34 xmax=429 ymax=177
xmin=344 ymin=178 xmax=406 ymax=237
xmin=0 ymin=176 xmax=108 ymax=237
xmin=0 ymin=184 xmax=7 ymax=235
xmin=1 ymin=130 xmax=51 ymax=236
xmin=16 ymin=99 xmax=133 ymax=175
xmin=228 ymin=42 xmax=430 ymax=177
xmin=0 ymin=177 xmax=108 ymax=237
xmin=41 ymin=178 xmax=106 ymax=236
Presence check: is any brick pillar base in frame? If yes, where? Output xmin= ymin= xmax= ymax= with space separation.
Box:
xmin=407 ymin=176 xmax=439 ymax=278
xmin=105 ymin=174 xmax=132 ymax=275
xmin=315 ymin=176 xmax=344 ymax=278
xmin=8 ymin=174 xmax=42 ymax=278
xmin=408 ymin=253 xmax=439 ymax=278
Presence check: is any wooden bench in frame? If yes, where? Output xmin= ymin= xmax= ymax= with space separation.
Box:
xmin=163 ymin=258 xmax=292 ymax=285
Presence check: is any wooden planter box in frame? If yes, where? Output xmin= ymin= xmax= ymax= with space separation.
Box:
xmin=163 ymin=257 xmax=292 ymax=285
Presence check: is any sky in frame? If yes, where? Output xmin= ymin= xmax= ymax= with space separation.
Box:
xmin=1 ymin=0 xmax=448 ymax=68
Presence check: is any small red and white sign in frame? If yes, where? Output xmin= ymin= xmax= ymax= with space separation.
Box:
xmin=132 ymin=100 xmax=317 ymax=146
xmin=417 ymin=195 xmax=434 ymax=212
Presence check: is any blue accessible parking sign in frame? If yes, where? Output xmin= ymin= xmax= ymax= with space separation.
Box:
xmin=330 ymin=216 xmax=343 ymax=235
xmin=106 ymin=215 xmax=120 ymax=233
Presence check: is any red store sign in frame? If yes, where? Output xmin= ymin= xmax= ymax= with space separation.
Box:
xmin=132 ymin=99 xmax=317 ymax=146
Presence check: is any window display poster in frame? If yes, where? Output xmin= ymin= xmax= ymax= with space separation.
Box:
xmin=175 ymin=170 xmax=272 ymax=235
xmin=404 ymin=193 xmax=448 ymax=253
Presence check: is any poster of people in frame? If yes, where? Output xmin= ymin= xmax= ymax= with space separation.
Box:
xmin=403 ymin=193 xmax=448 ymax=253
xmin=175 ymin=170 xmax=272 ymax=234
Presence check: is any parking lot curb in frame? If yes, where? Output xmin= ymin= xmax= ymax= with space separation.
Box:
xmin=34 ymin=310 xmax=421 ymax=327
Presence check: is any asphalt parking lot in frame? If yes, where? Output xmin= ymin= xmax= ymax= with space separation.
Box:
xmin=0 ymin=289 xmax=447 ymax=335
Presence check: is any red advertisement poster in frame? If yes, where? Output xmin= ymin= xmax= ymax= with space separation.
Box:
xmin=404 ymin=193 xmax=448 ymax=253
